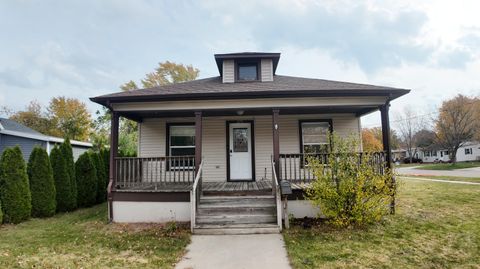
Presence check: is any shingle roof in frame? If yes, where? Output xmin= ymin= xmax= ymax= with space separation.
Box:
xmin=0 ymin=118 xmax=43 ymax=135
xmin=91 ymin=75 xmax=410 ymax=106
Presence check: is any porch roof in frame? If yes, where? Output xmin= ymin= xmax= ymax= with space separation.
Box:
xmin=90 ymin=75 xmax=410 ymax=107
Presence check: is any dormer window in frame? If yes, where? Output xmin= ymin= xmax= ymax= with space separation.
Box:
xmin=237 ymin=63 xmax=258 ymax=81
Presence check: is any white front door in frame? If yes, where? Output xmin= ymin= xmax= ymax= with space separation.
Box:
xmin=229 ymin=122 xmax=253 ymax=181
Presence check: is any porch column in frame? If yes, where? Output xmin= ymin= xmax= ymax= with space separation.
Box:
xmin=108 ymin=110 xmax=119 ymax=222
xmin=272 ymin=109 xmax=280 ymax=179
xmin=195 ymin=111 xmax=203 ymax=175
xmin=380 ymin=101 xmax=395 ymax=214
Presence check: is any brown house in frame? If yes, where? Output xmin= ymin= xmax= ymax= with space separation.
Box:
xmin=90 ymin=52 xmax=409 ymax=234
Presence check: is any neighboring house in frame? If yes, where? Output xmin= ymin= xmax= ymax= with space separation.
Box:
xmin=0 ymin=118 xmax=93 ymax=161
xmin=405 ymin=142 xmax=480 ymax=163
xmin=91 ymin=52 xmax=409 ymax=234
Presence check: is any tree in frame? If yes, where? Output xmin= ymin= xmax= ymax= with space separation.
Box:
xmin=370 ymin=127 xmax=401 ymax=150
xmin=75 ymin=152 xmax=98 ymax=207
xmin=50 ymin=146 xmax=76 ymax=212
xmin=361 ymin=128 xmax=383 ymax=152
xmin=48 ymin=97 xmax=92 ymax=141
xmin=9 ymin=101 xmax=54 ymax=135
xmin=27 ymin=147 xmax=56 ymax=217
xmin=141 ymin=61 xmax=199 ymax=88
xmin=435 ymin=95 xmax=479 ymax=163
xmin=90 ymin=152 xmax=107 ymax=203
xmin=0 ymin=146 xmax=32 ymax=223
xmin=60 ymin=139 xmax=77 ymax=208
xmin=91 ymin=61 xmax=200 ymax=155
xmin=395 ymin=107 xmax=423 ymax=162
xmin=414 ymin=129 xmax=436 ymax=152
xmin=0 ymin=200 xmax=3 ymax=224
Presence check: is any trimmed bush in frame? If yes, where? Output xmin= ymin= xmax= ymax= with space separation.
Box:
xmin=90 ymin=152 xmax=107 ymax=203
xmin=0 ymin=146 xmax=32 ymax=223
xmin=75 ymin=152 xmax=98 ymax=207
xmin=100 ymin=148 xmax=110 ymax=180
xmin=27 ymin=147 xmax=56 ymax=217
xmin=51 ymin=146 xmax=76 ymax=212
xmin=60 ymin=138 xmax=77 ymax=208
xmin=0 ymin=200 xmax=3 ymax=224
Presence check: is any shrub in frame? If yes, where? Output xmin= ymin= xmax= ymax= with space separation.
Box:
xmin=75 ymin=152 xmax=98 ymax=207
xmin=51 ymin=146 xmax=76 ymax=212
xmin=27 ymin=147 xmax=56 ymax=217
xmin=90 ymin=152 xmax=107 ymax=203
xmin=0 ymin=146 xmax=32 ymax=223
xmin=100 ymin=148 xmax=110 ymax=179
xmin=306 ymin=133 xmax=395 ymax=228
xmin=60 ymin=138 xmax=77 ymax=208
xmin=0 ymin=200 xmax=3 ymax=224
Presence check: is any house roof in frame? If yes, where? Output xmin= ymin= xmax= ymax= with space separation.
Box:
xmin=0 ymin=117 xmax=43 ymax=135
xmin=0 ymin=118 xmax=92 ymax=147
xmin=90 ymin=75 xmax=410 ymax=107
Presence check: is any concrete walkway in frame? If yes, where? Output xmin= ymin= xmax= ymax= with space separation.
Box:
xmin=399 ymin=176 xmax=480 ymax=185
xmin=175 ymin=234 xmax=291 ymax=269
xmin=396 ymin=166 xmax=480 ymax=178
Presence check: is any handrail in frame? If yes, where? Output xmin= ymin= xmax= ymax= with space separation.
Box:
xmin=271 ymin=158 xmax=282 ymax=232
xmin=191 ymin=160 xmax=204 ymax=233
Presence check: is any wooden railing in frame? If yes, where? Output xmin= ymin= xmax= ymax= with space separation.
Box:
xmin=114 ymin=156 xmax=195 ymax=190
xmin=279 ymin=152 xmax=387 ymax=183
xmin=191 ymin=160 xmax=204 ymax=232
xmin=271 ymin=158 xmax=283 ymax=231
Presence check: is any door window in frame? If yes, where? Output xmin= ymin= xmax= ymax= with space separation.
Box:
xmin=233 ymin=128 xmax=248 ymax=152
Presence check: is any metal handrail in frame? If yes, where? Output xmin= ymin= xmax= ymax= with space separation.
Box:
xmin=271 ymin=158 xmax=283 ymax=232
xmin=191 ymin=160 xmax=204 ymax=233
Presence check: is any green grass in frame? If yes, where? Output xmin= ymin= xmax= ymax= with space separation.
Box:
xmin=0 ymin=204 xmax=190 ymax=268
xmin=399 ymin=175 xmax=480 ymax=183
xmin=283 ymin=179 xmax=480 ymax=268
xmin=416 ymin=161 xmax=480 ymax=170
xmin=394 ymin=163 xmax=423 ymax=168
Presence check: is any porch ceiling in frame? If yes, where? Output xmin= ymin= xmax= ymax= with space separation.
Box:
xmin=118 ymin=105 xmax=380 ymax=122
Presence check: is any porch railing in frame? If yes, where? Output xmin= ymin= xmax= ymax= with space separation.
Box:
xmin=279 ymin=152 xmax=387 ymax=183
xmin=271 ymin=158 xmax=283 ymax=231
xmin=191 ymin=160 xmax=204 ymax=232
xmin=114 ymin=156 xmax=195 ymax=190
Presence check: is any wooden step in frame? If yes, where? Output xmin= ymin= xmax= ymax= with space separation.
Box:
xmin=196 ymin=214 xmax=276 ymax=225
xmin=197 ymin=206 xmax=275 ymax=215
xmin=202 ymin=190 xmax=272 ymax=196
xmin=193 ymin=224 xmax=280 ymax=235
xmin=199 ymin=196 xmax=275 ymax=206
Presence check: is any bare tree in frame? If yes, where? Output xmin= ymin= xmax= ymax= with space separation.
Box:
xmin=435 ymin=95 xmax=479 ymax=163
xmin=394 ymin=107 xmax=423 ymax=163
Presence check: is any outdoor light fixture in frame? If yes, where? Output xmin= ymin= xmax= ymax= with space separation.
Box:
xmin=236 ymin=110 xmax=244 ymax=116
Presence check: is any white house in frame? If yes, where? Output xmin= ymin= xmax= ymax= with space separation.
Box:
xmin=405 ymin=142 xmax=480 ymax=163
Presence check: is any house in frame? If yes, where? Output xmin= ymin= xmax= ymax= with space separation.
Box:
xmin=0 ymin=118 xmax=92 ymax=161
xmin=405 ymin=142 xmax=480 ymax=163
xmin=91 ymin=52 xmax=410 ymax=234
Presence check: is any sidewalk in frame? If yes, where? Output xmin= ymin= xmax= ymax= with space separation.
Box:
xmin=175 ymin=234 xmax=292 ymax=269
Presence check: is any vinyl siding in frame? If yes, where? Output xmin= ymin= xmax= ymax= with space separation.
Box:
xmin=222 ymin=60 xmax=235 ymax=83
xmin=138 ymin=114 xmax=361 ymax=182
xmin=260 ymin=59 xmax=273 ymax=82
xmin=0 ymin=134 xmax=46 ymax=161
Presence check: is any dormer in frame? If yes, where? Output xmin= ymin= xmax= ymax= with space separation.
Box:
xmin=214 ymin=52 xmax=281 ymax=83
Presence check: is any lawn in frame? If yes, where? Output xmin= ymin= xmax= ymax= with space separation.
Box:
xmin=416 ymin=161 xmax=480 ymax=170
xmin=399 ymin=175 xmax=480 ymax=183
xmin=0 ymin=204 xmax=190 ymax=268
xmin=283 ymin=179 xmax=480 ymax=268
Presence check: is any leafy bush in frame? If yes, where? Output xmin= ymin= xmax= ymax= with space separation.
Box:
xmin=51 ymin=146 xmax=76 ymax=212
xmin=60 ymin=138 xmax=77 ymax=208
xmin=75 ymin=152 xmax=98 ymax=207
xmin=100 ymin=148 xmax=110 ymax=179
xmin=90 ymin=152 xmax=107 ymax=203
xmin=27 ymin=147 xmax=56 ymax=217
xmin=0 ymin=200 xmax=3 ymax=224
xmin=306 ymin=133 xmax=395 ymax=228
xmin=0 ymin=146 xmax=32 ymax=223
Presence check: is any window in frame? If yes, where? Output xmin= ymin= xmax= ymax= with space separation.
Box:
xmin=168 ymin=124 xmax=195 ymax=169
xmin=465 ymin=148 xmax=473 ymax=155
xmin=237 ymin=63 xmax=258 ymax=81
xmin=300 ymin=121 xmax=331 ymax=154
xmin=432 ymin=151 xmax=437 ymax=157
xmin=424 ymin=151 xmax=430 ymax=157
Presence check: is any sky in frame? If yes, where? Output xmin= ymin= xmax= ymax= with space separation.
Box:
xmin=1 ymin=0 xmax=479 ymax=129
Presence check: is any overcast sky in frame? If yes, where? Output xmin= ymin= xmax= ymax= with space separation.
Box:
xmin=1 ymin=0 xmax=479 ymax=128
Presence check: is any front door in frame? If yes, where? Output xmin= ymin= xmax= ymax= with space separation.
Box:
xmin=228 ymin=122 xmax=253 ymax=181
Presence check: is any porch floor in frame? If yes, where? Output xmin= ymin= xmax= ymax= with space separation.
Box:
xmin=116 ymin=180 xmax=311 ymax=192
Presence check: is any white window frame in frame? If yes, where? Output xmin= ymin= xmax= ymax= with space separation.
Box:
xmin=168 ymin=124 xmax=195 ymax=170
xmin=300 ymin=120 xmax=331 ymax=155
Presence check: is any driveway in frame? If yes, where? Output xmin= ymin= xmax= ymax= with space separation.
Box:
xmin=396 ymin=166 xmax=480 ymax=178
xmin=175 ymin=234 xmax=291 ymax=269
